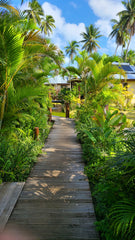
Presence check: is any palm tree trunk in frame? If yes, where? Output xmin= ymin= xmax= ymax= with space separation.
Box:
xmin=121 ymin=46 xmax=124 ymax=58
xmin=115 ymin=44 xmax=119 ymax=55
xmin=0 ymin=90 xmax=7 ymax=129
xmin=125 ymin=33 xmax=132 ymax=61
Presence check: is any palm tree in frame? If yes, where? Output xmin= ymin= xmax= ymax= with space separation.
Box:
xmin=64 ymin=53 xmax=125 ymax=100
xmin=122 ymin=49 xmax=135 ymax=65
xmin=65 ymin=41 xmax=79 ymax=62
xmin=0 ymin=1 xmax=20 ymax=16
xmin=118 ymin=0 xmax=135 ymax=60
xmin=109 ymin=19 xmax=128 ymax=56
xmin=0 ymin=24 xmax=24 ymax=129
xmin=23 ymin=0 xmax=44 ymax=25
xmin=80 ymin=24 xmax=102 ymax=53
xmin=0 ymin=3 xmax=63 ymax=129
xmin=40 ymin=15 xmax=55 ymax=36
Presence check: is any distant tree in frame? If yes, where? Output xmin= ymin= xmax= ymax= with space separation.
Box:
xmin=109 ymin=19 xmax=128 ymax=56
xmin=118 ymin=0 xmax=135 ymax=60
xmin=65 ymin=40 xmax=79 ymax=62
xmin=122 ymin=50 xmax=135 ymax=65
xmin=80 ymin=24 xmax=102 ymax=53
xmin=23 ymin=0 xmax=44 ymax=25
xmin=40 ymin=15 xmax=55 ymax=35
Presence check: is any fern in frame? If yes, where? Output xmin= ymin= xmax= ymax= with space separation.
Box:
xmin=109 ymin=200 xmax=135 ymax=240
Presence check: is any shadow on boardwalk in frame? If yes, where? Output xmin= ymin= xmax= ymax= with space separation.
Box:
xmin=7 ymin=117 xmax=99 ymax=240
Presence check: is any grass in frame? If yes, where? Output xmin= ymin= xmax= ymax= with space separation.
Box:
xmin=52 ymin=111 xmax=65 ymax=117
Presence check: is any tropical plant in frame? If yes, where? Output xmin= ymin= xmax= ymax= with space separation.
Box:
xmin=109 ymin=18 xmax=129 ymax=56
xmin=40 ymin=15 xmax=55 ymax=36
xmin=85 ymin=56 xmax=125 ymax=101
xmin=0 ymin=23 xmax=24 ymax=129
xmin=80 ymin=24 xmax=102 ymax=53
xmin=122 ymin=49 xmax=135 ymax=65
xmin=109 ymin=200 xmax=135 ymax=240
xmin=0 ymin=3 xmax=63 ymax=129
xmin=23 ymin=0 xmax=44 ymax=25
xmin=65 ymin=40 xmax=79 ymax=62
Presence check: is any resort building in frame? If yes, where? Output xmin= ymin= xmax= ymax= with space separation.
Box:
xmin=113 ymin=62 xmax=135 ymax=104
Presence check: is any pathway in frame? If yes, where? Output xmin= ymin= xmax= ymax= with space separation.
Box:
xmin=7 ymin=117 xmax=99 ymax=240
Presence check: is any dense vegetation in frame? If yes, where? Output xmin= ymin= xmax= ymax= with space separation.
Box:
xmin=0 ymin=0 xmax=135 ymax=239
xmin=64 ymin=51 xmax=135 ymax=240
xmin=0 ymin=0 xmax=63 ymax=182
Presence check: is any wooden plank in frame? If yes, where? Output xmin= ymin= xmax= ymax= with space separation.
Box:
xmin=0 ymin=182 xmax=25 ymax=232
xmin=6 ymin=223 xmax=99 ymax=240
xmin=7 ymin=118 xmax=99 ymax=240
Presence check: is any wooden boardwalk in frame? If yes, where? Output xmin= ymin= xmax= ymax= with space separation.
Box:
xmin=6 ymin=117 xmax=99 ymax=240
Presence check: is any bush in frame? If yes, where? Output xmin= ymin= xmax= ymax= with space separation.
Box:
xmin=75 ymin=105 xmax=135 ymax=240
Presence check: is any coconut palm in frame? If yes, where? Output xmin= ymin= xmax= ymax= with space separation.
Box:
xmin=23 ymin=0 xmax=44 ymax=25
xmin=65 ymin=41 xmax=79 ymax=62
xmin=40 ymin=15 xmax=55 ymax=36
xmin=118 ymin=0 xmax=135 ymax=60
xmin=0 ymin=1 xmax=20 ymax=16
xmin=109 ymin=19 xmax=128 ymax=56
xmin=80 ymin=24 xmax=102 ymax=53
xmin=122 ymin=49 xmax=135 ymax=65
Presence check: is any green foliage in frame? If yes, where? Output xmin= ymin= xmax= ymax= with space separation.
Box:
xmin=109 ymin=200 xmax=135 ymax=240
xmin=76 ymin=106 xmax=135 ymax=239
xmin=75 ymin=61 xmax=134 ymax=239
xmin=80 ymin=24 xmax=102 ymax=53
xmin=0 ymin=134 xmax=41 ymax=182
xmin=58 ymin=88 xmax=73 ymax=104
xmin=0 ymin=1 xmax=61 ymax=182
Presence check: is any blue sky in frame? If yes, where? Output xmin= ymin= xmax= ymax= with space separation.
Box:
xmin=11 ymin=0 xmax=135 ymax=62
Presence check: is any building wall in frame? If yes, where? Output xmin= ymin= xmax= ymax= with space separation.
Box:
xmin=128 ymin=80 xmax=135 ymax=104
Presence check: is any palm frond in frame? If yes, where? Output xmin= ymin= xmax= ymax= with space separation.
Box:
xmin=109 ymin=200 xmax=135 ymax=239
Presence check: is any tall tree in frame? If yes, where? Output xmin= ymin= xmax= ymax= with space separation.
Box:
xmin=40 ymin=15 xmax=55 ymax=36
xmin=109 ymin=19 xmax=128 ymax=56
xmin=80 ymin=24 xmax=102 ymax=53
xmin=118 ymin=0 xmax=135 ymax=60
xmin=23 ymin=0 xmax=44 ymax=25
xmin=65 ymin=41 xmax=79 ymax=62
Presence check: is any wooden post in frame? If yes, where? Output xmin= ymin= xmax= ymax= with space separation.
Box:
xmin=48 ymin=91 xmax=52 ymax=122
xmin=34 ymin=127 xmax=39 ymax=140
xmin=48 ymin=107 xmax=52 ymax=122
xmin=65 ymin=102 xmax=70 ymax=118
xmin=78 ymin=85 xmax=81 ymax=100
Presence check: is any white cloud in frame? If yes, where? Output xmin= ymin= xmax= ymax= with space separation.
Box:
xmin=41 ymin=2 xmax=85 ymax=49
xmin=64 ymin=56 xmax=70 ymax=65
xmin=88 ymin=0 xmax=124 ymax=20
xmin=63 ymin=23 xmax=85 ymax=42
xmin=95 ymin=19 xmax=112 ymax=37
xmin=42 ymin=2 xmax=65 ymax=30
